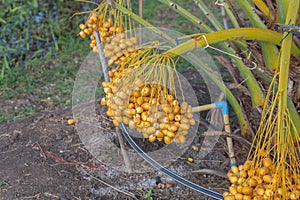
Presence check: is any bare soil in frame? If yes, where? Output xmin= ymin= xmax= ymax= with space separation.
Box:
xmin=0 ymin=70 xmax=250 ymax=200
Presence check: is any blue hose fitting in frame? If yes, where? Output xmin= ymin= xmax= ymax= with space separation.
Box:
xmin=294 ymin=27 xmax=300 ymax=36
xmin=214 ymin=101 xmax=229 ymax=115
xmin=230 ymin=162 xmax=236 ymax=167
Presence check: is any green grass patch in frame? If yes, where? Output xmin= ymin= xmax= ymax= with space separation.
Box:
xmin=0 ymin=33 xmax=90 ymax=122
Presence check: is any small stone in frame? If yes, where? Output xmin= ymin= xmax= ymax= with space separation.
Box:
xmin=55 ymin=134 xmax=63 ymax=140
xmin=157 ymin=183 xmax=165 ymax=189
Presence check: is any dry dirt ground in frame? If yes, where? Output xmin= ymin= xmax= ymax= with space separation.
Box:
xmin=0 ymin=70 xmax=251 ymax=200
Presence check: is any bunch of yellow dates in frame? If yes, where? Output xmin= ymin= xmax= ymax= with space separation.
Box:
xmin=78 ymin=12 xmax=138 ymax=66
xmin=224 ymin=158 xmax=300 ymax=200
xmin=101 ymin=69 xmax=196 ymax=145
xmin=103 ymin=33 xmax=137 ymax=66
xmin=79 ymin=13 xmax=120 ymax=49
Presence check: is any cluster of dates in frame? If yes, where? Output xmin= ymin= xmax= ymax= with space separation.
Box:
xmin=224 ymin=158 xmax=300 ymax=200
xmin=101 ymin=69 xmax=196 ymax=144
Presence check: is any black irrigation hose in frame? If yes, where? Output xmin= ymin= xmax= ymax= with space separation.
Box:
xmin=94 ymin=30 xmax=223 ymax=200
xmin=120 ymin=124 xmax=224 ymax=200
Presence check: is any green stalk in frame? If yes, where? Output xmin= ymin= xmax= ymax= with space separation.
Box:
xmin=277 ymin=0 xmax=299 ymax=140
xmin=114 ymin=3 xmax=173 ymax=42
xmin=223 ymin=0 xmax=243 ymax=27
xmin=287 ymin=99 xmax=300 ymax=136
xmin=297 ymin=82 xmax=300 ymax=100
xmin=164 ymin=27 xmax=299 ymax=109
xmin=206 ymin=0 xmax=255 ymax=61
xmin=192 ymin=0 xmax=246 ymax=51
xmin=276 ymin=0 xmax=289 ymax=24
xmin=158 ymin=0 xmax=212 ymax=33
xmin=158 ymin=0 xmax=266 ymax=108
xmin=252 ymin=0 xmax=274 ymax=20
xmin=165 ymin=28 xmax=300 ymax=59
xmin=193 ymin=0 xmax=246 ymax=50
xmin=220 ymin=0 xmax=240 ymax=28
xmin=193 ymin=0 xmax=223 ymax=30
xmin=277 ymin=1 xmax=299 ymax=189
xmin=236 ymin=0 xmax=279 ymax=72
xmin=164 ymin=28 xmax=285 ymax=107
